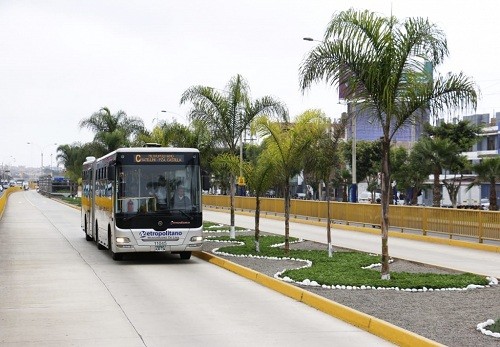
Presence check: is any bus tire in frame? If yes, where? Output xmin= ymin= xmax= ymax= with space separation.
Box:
xmin=180 ymin=251 xmax=191 ymax=260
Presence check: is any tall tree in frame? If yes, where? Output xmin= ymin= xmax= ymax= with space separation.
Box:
xmin=424 ymin=120 xmax=482 ymax=152
xmin=411 ymin=137 xmax=459 ymax=207
xmin=391 ymin=146 xmax=429 ymax=205
xmin=299 ymin=9 xmax=477 ymax=279
xmin=139 ymin=119 xmax=215 ymax=170
xmin=253 ymin=111 xmax=325 ymax=253
xmin=242 ymin=154 xmax=277 ymax=252
xmin=180 ymin=74 xmax=288 ymax=238
xmin=468 ymin=157 xmax=500 ymax=211
xmin=79 ymin=107 xmax=145 ymax=153
xmin=56 ymin=142 xmax=104 ymax=194
xmin=211 ymin=153 xmax=240 ymax=196
xmin=302 ymin=111 xmax=346 ymax=256
xmin=417 ymin=120 xmax=482 ymax=207
xmin=442 ymin=154 xmax=470 ymax=208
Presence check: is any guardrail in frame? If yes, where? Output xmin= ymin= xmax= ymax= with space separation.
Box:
xmin=0 ymin=186 xmax=22 ymax=220
xmin=202 ymin=195 xmax=500 ymax=243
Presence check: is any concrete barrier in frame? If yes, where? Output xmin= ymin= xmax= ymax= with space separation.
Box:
xmin=0 ymin=187 xmax=22 ymax=220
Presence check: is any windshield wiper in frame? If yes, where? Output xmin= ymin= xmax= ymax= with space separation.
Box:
xmin=170 ymin=209 xmax=194 ymax=220
xmin=123 ymin=211 xmax=149 ymax=221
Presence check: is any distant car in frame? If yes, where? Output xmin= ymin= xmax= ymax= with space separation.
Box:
xmin=265 ymin=189 xmax=276 ymax=198
xmin=481 ymin=198 xmax=490 ymax=210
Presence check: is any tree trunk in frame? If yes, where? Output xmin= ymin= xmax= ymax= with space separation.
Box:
xmin=432 ymin=167 xmax=442 ymax=207
xmin=411 ymin=187 xmax=419 ymax=205
xmin=229 ymin=173 xmax=236 ymax=239
xmin=255 ymin=196 xmax=261 ymax=252
xmin=284 ymin=183 xmax=290 ymax=254
xmin=380 ymin=138 xmax=391 ymax=280
xmin=326 ymin=180 xmax=333 ymax=257
xmin=490 ymin=178 xmax=498 ymax=211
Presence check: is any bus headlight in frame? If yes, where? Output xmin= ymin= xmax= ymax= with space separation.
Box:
xmin=116 ymin=237 xmax=130 ymax=244
xmin=190 ymin=236 xmax=203 ymax=242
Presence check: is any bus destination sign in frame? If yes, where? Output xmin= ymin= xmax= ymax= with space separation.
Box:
xmin=134 ymin=154 xmax=184 ymax=163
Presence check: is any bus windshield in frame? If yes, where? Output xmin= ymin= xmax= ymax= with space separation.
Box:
xmin=116 ymin=163 xmax=201 ymax=214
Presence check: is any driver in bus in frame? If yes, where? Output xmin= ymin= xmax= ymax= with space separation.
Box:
xmin=171 ymin=185 xmax=191 ymax=210
xmin=154 ymin=176 xmax=168 ymax=209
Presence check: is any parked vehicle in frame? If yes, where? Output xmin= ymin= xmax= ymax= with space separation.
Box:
xmin=480 ymin=198 xmax=490 ymax=210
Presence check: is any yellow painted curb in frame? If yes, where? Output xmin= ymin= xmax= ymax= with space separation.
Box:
xmin=194 ymin=251 xmax=444 ymax=347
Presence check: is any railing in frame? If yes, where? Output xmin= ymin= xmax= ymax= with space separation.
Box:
xmin=202 ymin=195 xmax=500 ymax=243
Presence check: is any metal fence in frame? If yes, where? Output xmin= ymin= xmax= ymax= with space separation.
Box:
xmin=202 ymin=195 xmax=500 ymax=243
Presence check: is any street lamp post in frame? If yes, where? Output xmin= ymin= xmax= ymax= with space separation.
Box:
xmin=27 ymin=142 xmax=57 ymax=177
xmin=349 ymin=102 xmax=357 ymax=202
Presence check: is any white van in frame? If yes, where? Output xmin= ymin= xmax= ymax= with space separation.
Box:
xmin=358 ymin=191 xmax=380 ymax=203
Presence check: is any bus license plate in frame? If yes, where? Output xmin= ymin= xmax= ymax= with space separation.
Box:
xmin=154 ymin=241 xmax=167 ymax=251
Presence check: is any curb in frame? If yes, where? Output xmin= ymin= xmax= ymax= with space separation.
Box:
xmin=194 ymin=251 xmax=444 ymax=347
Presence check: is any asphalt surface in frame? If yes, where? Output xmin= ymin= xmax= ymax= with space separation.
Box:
xmin=0 ymin=190 xmax=396 ymax=347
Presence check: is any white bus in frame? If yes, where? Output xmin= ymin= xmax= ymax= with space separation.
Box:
xmin=81 ymin=146 xmax=206 ymax=261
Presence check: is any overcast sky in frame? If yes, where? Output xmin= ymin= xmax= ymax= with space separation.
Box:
xmin=1 ymin=0 xmax=500 ymax=168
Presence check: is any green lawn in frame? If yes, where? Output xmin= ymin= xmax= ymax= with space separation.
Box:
xmin=207 ymin=233 xmax=489 ymax=289
xmin=204 ymin=224 xmax=499 ymax=333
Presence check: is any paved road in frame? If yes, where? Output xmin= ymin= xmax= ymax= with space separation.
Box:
xmin=0 ymin=190 xmax=394 ymax=347
xmin=204 ymin=209 xmax=500 ymax=279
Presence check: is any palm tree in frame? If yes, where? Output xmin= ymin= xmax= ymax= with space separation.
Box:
xmin=415 ymin=120 xmax=481 ymax=207
xmin=253 ymin=111 xmax=325 ymax=253
xmin=299 ymin=9 xmax=477 ymax=279
xmin=391 ymin=146 xmax=428 ymax=205
xmin=140 ymin=119 xmax=215 ymax=170
xmin=468 ymin=157 xmax=500 ymax=211
xmin=442 ymin=154 xmax=470 ymax=208
xmin=79 ymin=107 xmax=145 ymax=153
xmin=302 ymin=111 xmax=346 ymax=256
xmin=180 ymin=74 xmax=288 ymax=238
xmin=56 ymin=143 xmax=86 ymax=194
xmin=242 ymin=154 xmax=276 ymax=252
xmin=412 ymin=137 xmax=460 ymax=207
xmin=56 ymin=142 xmax=104 ymax=195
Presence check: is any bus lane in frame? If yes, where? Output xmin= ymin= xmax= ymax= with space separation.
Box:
xmin=0 ymin=190 xmax=394 ymax=347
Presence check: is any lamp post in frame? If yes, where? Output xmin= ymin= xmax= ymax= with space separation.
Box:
xmin=349 ymin=102 xmax=357 ymax=202
xmin=27 ymin=142 xmax=57 ymax=177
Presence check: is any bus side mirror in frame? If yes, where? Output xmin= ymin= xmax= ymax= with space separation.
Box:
xmin=108 ymin=166 xmax=116 ymax=180
xmin=202 ymin=170 xmax=210 ymax=191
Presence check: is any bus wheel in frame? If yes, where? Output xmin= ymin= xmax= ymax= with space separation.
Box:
xmin=85 ymin=218 xmax=92 ymax=241
xmin=180 ymin=251 xmax=191 ymax=260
